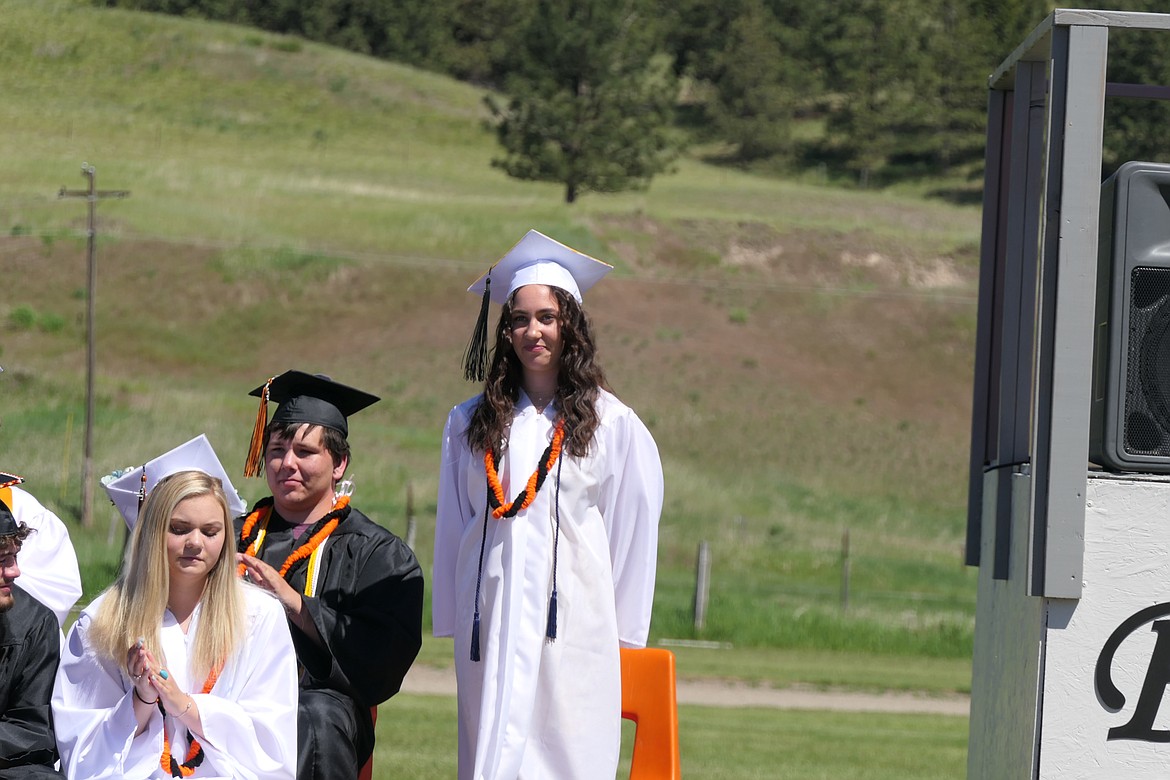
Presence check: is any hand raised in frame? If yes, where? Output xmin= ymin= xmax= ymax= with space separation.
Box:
xmin=237 ymin=552 xmax=301 ymax=614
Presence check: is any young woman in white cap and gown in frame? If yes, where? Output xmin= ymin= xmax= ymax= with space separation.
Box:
xmin=0 ymin=473 xmax=81 ymax=630
xmin=52 ymin=435 xmax=298 ymax=779
xmin=433 ymin=230 xmax=664 ymax=779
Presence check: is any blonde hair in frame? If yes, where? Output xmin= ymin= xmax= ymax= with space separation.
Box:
xmin=89 ymin=470 xmax=244 ymax=678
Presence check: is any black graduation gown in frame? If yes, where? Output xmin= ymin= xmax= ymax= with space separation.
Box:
xmin=0 ymin=585 xmax=63 ymax=778
xmin=236 ymin=502 xmax=423 ymax=778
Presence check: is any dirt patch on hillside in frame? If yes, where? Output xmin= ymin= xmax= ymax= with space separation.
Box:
xmin=1 ymin=222 xmax=977 ymax=503
xmin=2 ymin=220 xmax=976 ymax=414
xmin=597 ymin=214 xmax=977 ymax=295
xmin=578 ymin=215 xmax=977 ymax=437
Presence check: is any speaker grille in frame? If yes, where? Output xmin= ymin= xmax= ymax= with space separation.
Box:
xmin=1127 ymin=266 xmax=1170 ymax=455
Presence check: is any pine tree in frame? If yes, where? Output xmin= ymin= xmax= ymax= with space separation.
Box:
xmin=486 ymin=0 xmax=681 ymax=203
xmin=705 ymin=0 xmax=801 ymax=162
xmin=813 ymin=0 xmax=916 ymax=182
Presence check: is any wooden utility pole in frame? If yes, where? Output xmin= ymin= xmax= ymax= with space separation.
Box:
xmin=58 ymin=164 xmax=129 ymax=527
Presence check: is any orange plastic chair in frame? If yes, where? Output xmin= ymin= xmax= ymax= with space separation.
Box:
xmin=620 ymin=647 xmax=681 ymax=779
xmin=358 ymin=706 xmax=377 ymax=780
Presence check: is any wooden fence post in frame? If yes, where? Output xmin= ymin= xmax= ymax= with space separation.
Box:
xmin=405 ymin=481 xmax=417 ymax=549
xmin=841 ymin=528 xmax=851 ymax=611
xmin=694 ymin=540 xmax=710 ymax=631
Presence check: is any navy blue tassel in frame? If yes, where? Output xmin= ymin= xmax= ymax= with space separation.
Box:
xmin=470 ymin=613 xmax=482 ymax=662
xmin=545 ymin=591 xmax=558 ymax=640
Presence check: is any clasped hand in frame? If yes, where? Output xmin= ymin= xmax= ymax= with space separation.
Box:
xmin=126 ymin=638 xmax=190 ymax=715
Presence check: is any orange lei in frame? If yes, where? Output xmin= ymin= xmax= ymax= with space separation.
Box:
xmin=236 ymin=496 xmax=349 ymax=577
xmin=484 ymin=419 xmax=565 ymax=519
xmin=159 ymin=663 xmax=222 ymax=777
xmin=235 ymin=500 xmax=346 ymax=580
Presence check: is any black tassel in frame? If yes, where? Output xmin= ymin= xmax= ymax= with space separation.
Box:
xmin=136 ymin=465 xmax=147 ymax=518
xmin=470 ymin=613 xmax=482 ymax=662
xmin=462 ymin=276 xmax=492 ymax=383
xmin=545 ymin=590 xmax=558 ymax=640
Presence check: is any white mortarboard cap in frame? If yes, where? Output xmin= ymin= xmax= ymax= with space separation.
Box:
xmin=468 ymin=230 xmax=613 ymax=305
xmin=103 ymin=434 xmax=247 ymax=529
xmin=462 ymin=230 xmax=613 ymax=383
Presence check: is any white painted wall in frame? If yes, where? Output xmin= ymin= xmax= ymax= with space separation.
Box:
xmin=970 ymin=472 xmax=1170 ymax=779
xmin=1039 ymin=473 xmax=1170 ymax=779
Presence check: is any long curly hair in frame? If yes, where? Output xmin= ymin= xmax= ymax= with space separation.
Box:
xmin=466 ymin=286 xmax=609 ymax=458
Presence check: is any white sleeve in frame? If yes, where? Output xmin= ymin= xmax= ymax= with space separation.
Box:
xmin=52 ymin=614 xmax=166 ymax=780
xmin=196 ymin=594 xmax=298 ymax=780
xmin=11 ymin=488 xmax=83 ymax=627
xmin=433 ymin=408 xmax=472 ymax=638
xmin=599 ymin=409 xmax=664 ymax=648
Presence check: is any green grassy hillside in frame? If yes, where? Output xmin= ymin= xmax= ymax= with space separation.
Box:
xmin=1 ymin=0 xmax=984 ymax=665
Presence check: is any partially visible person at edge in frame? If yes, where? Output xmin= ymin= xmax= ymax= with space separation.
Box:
xmin=0 ymin=478 xmax=82 ymax=628
xmin=53 ymin=435 xmax=298 ymax=779
xmin=433 ymin=230 xmax=664 ymax=779
xmin=0 ymin=497 xmax=65 ymax=778
xmin=0 ymin=365 xmax=83 ymax=628
xmin=235 ymin=370 xmax=424 ymax=780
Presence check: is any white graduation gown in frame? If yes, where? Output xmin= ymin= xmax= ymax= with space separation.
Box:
xmin=433 ymin=389 xmax=663 ymax=780
xmin=6 ymin=485 xmax=82 ymax=627
xmin=52 ymin=585 xmax=298 ymax=780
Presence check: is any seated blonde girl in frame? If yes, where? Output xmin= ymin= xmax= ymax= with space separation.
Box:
xmin=53 ymin=463 xmax=298 ymax=779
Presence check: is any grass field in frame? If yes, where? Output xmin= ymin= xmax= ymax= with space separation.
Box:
xmin=372 ymin=692 xmax=968 ymax=779
xmin=2 ymin=0 xmax=983 ymax=656
xmin=2 ymin=2 xmax=983 ymax=773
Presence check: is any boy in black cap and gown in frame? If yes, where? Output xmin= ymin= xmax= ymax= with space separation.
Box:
xmin=0 ymin=491 xmax=65 ymax=778
xmin=236 ymin=371 xmax=423 ymax=780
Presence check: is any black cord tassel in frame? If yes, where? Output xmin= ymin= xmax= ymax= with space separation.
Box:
xmin=545 ymin=591 xmax=558 ymax=640
xmin=470 ymin=613 xmax=482 ymax=662
xmin=546 ymin=451 xmax=564 ymax=642
xmin=470 ymin=494 xmax=490 ymax=662
xmin=462 ymin=275 xmax=492 ymax=383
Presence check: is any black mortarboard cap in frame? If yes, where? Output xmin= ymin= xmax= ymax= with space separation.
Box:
xmin=243 ymin=371 xmax=379 ymax=477
xmin=0 ymin=501 xmax=15 ymax=537
xmin=0 ymin=472 xmax=22 ymax=536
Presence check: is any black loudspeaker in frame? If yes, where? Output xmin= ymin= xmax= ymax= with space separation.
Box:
xmin=1091 ymin=161 xmax=1170 ymax=472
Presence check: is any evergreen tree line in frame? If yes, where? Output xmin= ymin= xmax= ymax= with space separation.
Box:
xmin=98 ymin=0 xmax=1170 ymax=200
